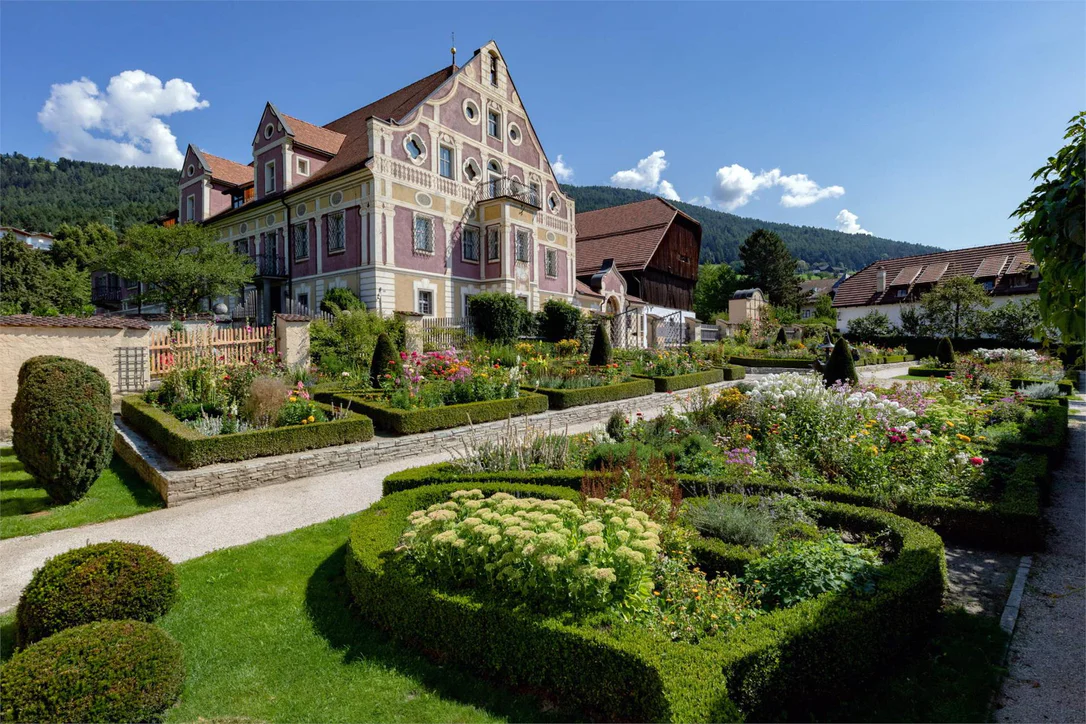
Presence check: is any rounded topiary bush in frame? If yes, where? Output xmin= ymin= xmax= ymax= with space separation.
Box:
xmin=1 ymin=620 xmax=184 ymax=724
xmin=11 ymin=357 xmax=113 ymax=503
xmin=589 ymin=321 xmax=612 ymax=366
xmin=775 ymin=327 xmax=788 ymax=346
xmin=823 ymin=337 xmax=858 ymax=386
xmin=370 ymin=331 xmax=398 ymax=388
xmin=15 ymin=355 xmax=67 ymax=388
xmin=16 ymin=541 xmax=178 ymax=648
xmin=936 ymin=336 xmax=956 ymax=366
xmin=320 ymin=286 xmax=364 ymax=314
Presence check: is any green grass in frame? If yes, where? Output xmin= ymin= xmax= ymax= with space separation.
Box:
xmin=0 ymin=448 xmax=163 ymax=540
xmin=894 ymin=374 xmax=938 ymax=381
xmin=0 ymin=515 xmax=1008 ymax=723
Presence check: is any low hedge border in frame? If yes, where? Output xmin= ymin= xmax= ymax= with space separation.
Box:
xmin=121 ymin=396 xmax=374 ymax=468
xmin=382 ymin=453 xmax=1048 ymax=551
xmin=523 ymin=378 xmax=655 ymax=410
xmin=718 ymin=364 xmax=746 ymax=381
xmin=856 ymin=354 xmax=916 ymax=366
xmin=729 ymin=356 xmax=813 ymax=369
xmin=907 ymin=366 xmax=949 ymax=377
xmin=328 ymin=392 xmax=549 ymax=435
xmin=634 ymin=367 xmax=724 ymax=392
xmin=346 ymin=482 xmax=945 ymax=722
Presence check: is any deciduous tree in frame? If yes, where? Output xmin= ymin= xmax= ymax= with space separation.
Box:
xmin=919 ymin=276 xmax=991 ymax=339
xmin=692 ymin=262 xmax=742 ymax=321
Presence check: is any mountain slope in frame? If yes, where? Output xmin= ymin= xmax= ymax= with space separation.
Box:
xmin=562 ymin=184 xmax=942 ymax=270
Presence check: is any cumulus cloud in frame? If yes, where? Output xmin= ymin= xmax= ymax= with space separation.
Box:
xmin=552 ymin=154 xmax=574 ymax=182
xmin=835 ymin=209 xmax=872 ymax=235
xmin=610 ymin=149 xmax=680 ymax=200
xmin=37 ymin=70 xmax=209 ymax=169
xmin=687 ymin=195 xmax=713 ymax=207
xmin=711 ymin=164 xmax=844 ymax=211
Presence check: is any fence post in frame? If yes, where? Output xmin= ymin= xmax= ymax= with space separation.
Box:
xmin=396 ymin=311 xmax=424 ymax=354
xmin=275 ymin=315 xmax=311 ymax=369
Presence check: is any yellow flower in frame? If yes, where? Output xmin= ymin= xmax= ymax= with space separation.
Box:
xmin=945 ymin=421 xmax=955 ymax=427
xmin=302 ymin=419 xmax=309 ymax=425
xmin=956 ymin=433 xmax=971 ymax=443
xmin=976 ymin=435 xmax=987 ymax=441
xmin=308 ymin=415 xmax=316 ymax=423
xmin=289 ymin=396 xmax=298 ymax=403
xmin=868 ymin=445 xmax=879 ymax=455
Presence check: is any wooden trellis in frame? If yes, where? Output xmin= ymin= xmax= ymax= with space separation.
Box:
xmin=149 ymin=325 xmax=274 ymax=376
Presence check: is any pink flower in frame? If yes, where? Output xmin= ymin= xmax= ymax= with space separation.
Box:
xmin=969 ymin=456 xmax=984 ymax=466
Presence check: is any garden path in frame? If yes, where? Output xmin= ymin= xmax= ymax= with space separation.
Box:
xmin=996 ymin=399 xmax=1085 ymax=723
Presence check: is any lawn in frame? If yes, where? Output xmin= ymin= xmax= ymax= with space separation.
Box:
xmin=0 ymin=448 xmax=163 ymax=540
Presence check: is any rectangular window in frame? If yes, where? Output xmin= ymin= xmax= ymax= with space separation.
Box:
xmin=265 ymin=161 xmax=276 ymax=193
xmin=297 ymin=293 xmax=309 ymax=310
xmin=326 ymin=212 xmax=345 ymax=253
xmin=529 ymin=181 xmax=540 ymax=206
xmin=462 ymin=225 xmax=480 ymax=262
xmin=235 ymin=238 xmax=249 ymax=255
xmin=515 ymin=228 xmax=531 ymax=263
xmin=413 ymin=215 xmax=434 ymax=253
xmin=545 ymin=248 xmax=558 ymax=278
xmin=231 ymin=192 xmax=244 ymax=209
xmin=417 ymin=289 xmax=434 ymax=316
xmin=186 ymin=195 xmax=195 ymax=221
xmin=439 ymin=146 xmax=453 ymax=179
xmin=490 ymin=55 xmax=499 ymax=85
xmin=292 ymin=222 xmax=309 ymax=260
xmin=486 ymin=227 xmax=500 ymax=262
xmin=296 ymin=157 xmax=310 ymax=176
xmin=488 ymin=111 xmax=500 ymax=138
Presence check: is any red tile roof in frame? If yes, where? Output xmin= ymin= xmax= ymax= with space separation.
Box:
xmin=799 ymin=278 xmax=837 ymax=297
xmin=202 ymin=151 xmax=253 ymax=187
xmin=0 ymin=315 xmax=151 ymax=330
xmin=575 ymin=280 xmax=603 ymax=298
xmin=834 ymin=241 xmax=1034 ymax=308
xmin=973 ymin=255 xmax=1009 ymax=278
xmin=280 ymin=114 xmax=346 ymax=156
xmin=575 ymin=198 xmax=691 ymax=274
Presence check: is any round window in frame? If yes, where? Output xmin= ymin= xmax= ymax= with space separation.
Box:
xmin=265 ymin=213 xmax=276 ymax=226
xmin=508 ymin=125 xmax=520 ymax=143
xmin=463 ymin=99 xmax=480 ymax=124
xmin=264 ymin=123 xmax=275 ymax=140
xmin=187 ymin=164 xmax=195 ymax=177
xmin=330 ymin=191 xmax=343 ymax=206
xmin=296 ymin=203 xmax=307 ymax=216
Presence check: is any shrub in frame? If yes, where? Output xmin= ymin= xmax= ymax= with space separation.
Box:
xmin=241 ymin=376 xmax=289 ymax=426
xmin=540 ymin=298 xmax=582 ymax=343
xmin=468 ymin=292 xmax=524 ymax=342
xmin=743 ymin=533 xmax=881 ymax=609
xmin=684 ymin=498 xmax=777 ymax=548
xmin=588 ymin=321 xmax=612 ymax=365
xmin=11 ymin=357 xmax=113 ymax=503
xmin=533 ymin=378 xmax=655 ymax=410
xmin=320 ymin=286 xmax=364 ymax=313
xmin=15 ymin=355 xmax=66 ymax=388
xmin=0 ymin=620 xmax=184 ymax=724
xmin=606 ymin=409 xmax=629 ymax=442
xmin=370 ymin=331 xmax=398 ymax=387
xmin=1022 ymin=381 xmax=1061 ymax=399
xmin=936 ymin=336 xmax=956 ymax=365
xmin=823 ymin=337 xmax=858 ymax=386
xmin=15 ymin=541 xmax=178 ymax=648
xmin=847 ymin=310 xmax=896 ymax=340
xmin=775 ymin=327 xmax=788 ymax=345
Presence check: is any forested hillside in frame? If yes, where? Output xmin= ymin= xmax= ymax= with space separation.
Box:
xmin=562 ymin=185 xmax=942 ymax=270
xmin=0 ymin=153 xmax=177 ymax=233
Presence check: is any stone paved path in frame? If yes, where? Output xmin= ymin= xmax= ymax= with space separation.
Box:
xmin=996 ymin=400 xmax=1086 ymax=723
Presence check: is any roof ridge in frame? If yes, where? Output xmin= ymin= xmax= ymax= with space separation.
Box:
xmin=322 ymin=65 xmax=455 ymax=130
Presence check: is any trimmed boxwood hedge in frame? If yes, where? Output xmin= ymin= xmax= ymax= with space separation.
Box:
xmin=329 ymin=392 xmax=549 ymax=435
xmin=346 ymin=482 xmax=945 ymax=722
xmin=729 ymin=355 xmax=813 ymax=369
xmin=635 ymin=367 xmax=724 ymax=392
xmin=525 ymin=377 xmax=655 ymax=410
xmin=718 ymin=364 xmax=746 ymax=381
xmin=907 ymin=366 xmax=950 ymax=377
xmin=121 ymin=396 xmax=374 ymax=468
xmin=0 ymin=620 xmax=184 ymax=724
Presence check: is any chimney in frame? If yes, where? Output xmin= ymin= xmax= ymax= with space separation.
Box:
xmin=876 ymin=266 xmax=886 ymax=294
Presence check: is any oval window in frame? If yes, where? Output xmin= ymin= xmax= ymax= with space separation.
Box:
xmin=240 ymin=222 xmax=248 ymax=234
xmin=265 ymin=213 xmax=276 ymax=226
xmin=187 ymin=164 xmax=195 ymax=177
xmin=296 ymin=203 xmax=307 ymax=216
xmin=264 ymin=123 xmax=275 ymax=140
xmin=330 ymin=191 xmax=343 ymax=206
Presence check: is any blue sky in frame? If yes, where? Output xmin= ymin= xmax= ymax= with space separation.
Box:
xmin=2 ymin=1 xmax=1082 ymax=250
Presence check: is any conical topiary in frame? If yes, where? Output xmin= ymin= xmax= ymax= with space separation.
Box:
xmin=823 ymin=337 xmax=858 ymax=387
xmin=775 ymin=327 xmax=788 ymax=346
xmin=589 ymin=322 xmax=612 ymax=366
xmin=370 ymin=332 xmax=398 ymax=388
xmin=936 ymin=336 xmax=955 ymax=366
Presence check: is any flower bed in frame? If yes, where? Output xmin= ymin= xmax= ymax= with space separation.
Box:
xmin=121 ymin=396 xmax=373 ymax=468
xmin=729 ymin=355 xmax=814 ymax=369
xmin=635 ymin=367 xmax=724 ymax=393
xmin=346 ymin=482 xmax=945 ymax=722
xmin=526 ymin=378 xmax=656 ymax=410
xmin=328 ymin=392 xmax=549 ymax=435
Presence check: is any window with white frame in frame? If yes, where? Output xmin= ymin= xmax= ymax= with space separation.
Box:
xmin=326 ymin=212 xmax=345 ymax=253
xmin=464 ymin=159 xmax=480 ymax=182
xmin=296 ymin=157 xmax=310 ymax=176
xmin=545 ymin=248 xmax=558 ymax=278
xmin=417 ymin=289 xmax=434 ymax=316
xmin=487 ymin=110 xmax=500 ymax=138
xmin=265 ymin=161 xmax=276 ymax=193
xmin=413 ymin=215 xmax=434 ymax=253
xmin=298 ymin=292 xmax=309 ymax=310
xmin=186 ymin=195 xmax=195 ymax=221
xmin=439 ymin=146 xmax=453 ymax=179
xmin=235 ymin=238 xmax=249 ymax=255
xmin=292 ymin=222 xmax=309 ymax=259
xmin=486 ymin=226 xmax=500 ymax=262
xmin=462 ymin=225 xmax=480 ymax=262
xmin=404 ymin=133 xmax=426 ymax=162
xmin=515 ymin=228 xmax=531 ymax=263
xmin=548 ymin=193 xmax=559 ymax=213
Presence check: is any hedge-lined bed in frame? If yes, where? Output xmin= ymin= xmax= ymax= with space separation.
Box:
xmin=327 ymin=392 xmax=549 ymax=435
xmin=857 ymin=354 xmax=916 ymax=366
xmin=717 ymin=364 xmax=747 ymax=381
xmin=635 ymin=367 xmax=723 ymax=392
xmin=345 ymin=482 xmax=946 ymax=723
xmin=121 ymin=396 xmax=374 ymax=468
xmin=382 ymin=452 xmax=1050 ymax=551
xmin=523 ymin=378 xmax=656 ymax=410
xmin=729 ymin=356 xmax=813 ymax=369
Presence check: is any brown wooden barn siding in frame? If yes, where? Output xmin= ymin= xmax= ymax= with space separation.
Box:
xmin=627 ymin=217 xmax=700 ymax=310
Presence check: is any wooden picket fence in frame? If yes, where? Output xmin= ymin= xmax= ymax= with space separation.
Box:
xmin=149 ymin=325 xmax=274 ymax=377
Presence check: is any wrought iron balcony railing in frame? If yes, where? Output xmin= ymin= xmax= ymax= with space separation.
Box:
xmin=92 ymin=286 xmax=123 ymax=302
xmin=478 ymin=177 xmax=541 ymax=208
xmin=254 ymin=252 xmax=288 ymax=278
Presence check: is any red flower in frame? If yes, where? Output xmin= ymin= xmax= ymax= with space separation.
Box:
xmin=969 ymin=456 xmax=984 ymax=466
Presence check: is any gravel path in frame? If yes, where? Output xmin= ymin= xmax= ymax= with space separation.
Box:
xmin=996 ymin=400 xmax=1086 ymax=723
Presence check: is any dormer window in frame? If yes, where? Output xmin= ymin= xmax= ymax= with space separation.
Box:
xmin=265 ymin=161 xmax=276 ymax=193
xmin=231 ymin=191 xmax=244 ymax=209
xmin=489 ymin=54 xmax=499 ymax=85
xmin=296 ymin=157 xmax=310 ymax=176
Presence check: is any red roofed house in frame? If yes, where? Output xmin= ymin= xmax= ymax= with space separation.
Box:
xmin=832 ymin=240 xmax=1038 ymax=329
xmin=146 ymin=41 xmax=577 ymax=324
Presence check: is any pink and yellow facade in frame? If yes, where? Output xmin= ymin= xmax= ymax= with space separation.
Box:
xmin=176 ymin=41 xmax=576 ymax=322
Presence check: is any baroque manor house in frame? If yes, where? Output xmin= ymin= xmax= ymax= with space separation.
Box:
xmin=175 ymin=41 xmax=576 ymax=322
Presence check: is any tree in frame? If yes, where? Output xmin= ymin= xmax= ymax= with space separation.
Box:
xmin=588 ymin=322 xmax=612 ymax=365
xmin=0 ymin=234 xmax=91 ymax=315
xmin=919 ymin=276 xmax=991 ymax=339
xmin=738 ymin=229 xmax=801 ymax=308
xmin=846 ymin=310 xmax=895 ymax=340
xmin=107 ymin=224 xmax=254 ymax=316
xmin=823 ymin=338 xmax=858 ymax=386
xmin=984 ymin=299 xmax=1042 ymax=347
xmin=1011 ymin=112 xmax=1085 ymax=347
xmin=813 ymin=293 xmax=836 ymax=321
xmin=692 ymin=262 xmax=742 ymax=321
xmin=936 ymin=337 xmax=956 ymax=366
xmin=320 ymin=287 xmax=364 ymax=314
xmin=898 ymin=306 xmax=929 ymax=337
xmin=50 ymin=223 xmax=118 ymax=272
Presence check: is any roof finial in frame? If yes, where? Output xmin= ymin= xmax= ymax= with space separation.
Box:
xmin=450 ymin=32 xmax=457 ymax=67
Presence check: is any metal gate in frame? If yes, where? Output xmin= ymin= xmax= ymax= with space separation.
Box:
xmin=656 ymin=311 xmax=687 ymax=348
xmin=609 ymin=309 xmax=640 ymax=349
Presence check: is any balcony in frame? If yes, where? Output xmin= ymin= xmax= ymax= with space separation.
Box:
xmin=254 ymin=252 xmax=288 ymax=278
xmin=478 ymin=177 xmax=541 ymax=210
xmin=92 ymin=285 xmax=123 ymax=303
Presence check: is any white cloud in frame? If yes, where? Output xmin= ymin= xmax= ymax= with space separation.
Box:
xmin=687 ymin=195 xmax=713 ymax=207
xmin=610 ymin=149 xmax=680 ymax=201
xmin=711 ymin=164 xmax=844 ymax=211
xmin=552 ymin=154 xmax=574 ymax=182
xmin=835 ymin=209 xmax=872 ymax=235
xmin=38 ymin=70 xmax=209 ymax=169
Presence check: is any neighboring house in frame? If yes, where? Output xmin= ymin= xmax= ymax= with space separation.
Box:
xmin=158 ymin=40 xmax=575 ymax=324
xmin=574 ymin=198 xmax=701 ymax=319
xmin=1 ymin=226 xmax=54 ymax=250
xmin=833 ymin=241 xmax=1038 ymax=329
xmin=798 ymin=275 xmax=845 ymax=319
